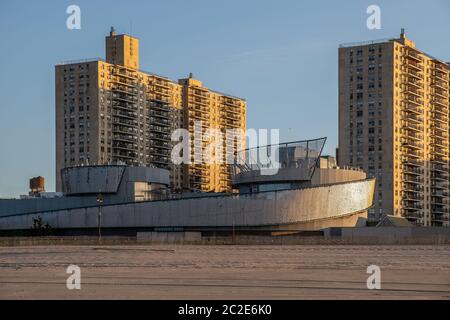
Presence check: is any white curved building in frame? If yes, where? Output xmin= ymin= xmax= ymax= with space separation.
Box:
xmin=0 ymin=139 xmax=375 ymax=234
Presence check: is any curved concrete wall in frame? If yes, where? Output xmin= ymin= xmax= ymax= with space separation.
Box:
xmin=311 ymin=168 xmax=367 ymax=186
xmin=61 ymin=165 xmax=169 ymax=195
xmin=0 ymin=179 xmax=375 ymax=231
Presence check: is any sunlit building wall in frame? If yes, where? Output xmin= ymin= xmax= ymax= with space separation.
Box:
xmin=338 ymin=30 xmax=449 ymax=226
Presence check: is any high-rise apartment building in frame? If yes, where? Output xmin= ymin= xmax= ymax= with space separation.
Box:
xmin=178 ymin=76 xmax=246 ymax=192
xmin=338 ymin=30 xmax=449 ymax=226
xmin=56 ymin=28 xmax=246 ymax=193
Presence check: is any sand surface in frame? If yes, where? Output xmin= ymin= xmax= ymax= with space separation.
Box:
xmin=0 ymin=245 xmax=449 ymax=299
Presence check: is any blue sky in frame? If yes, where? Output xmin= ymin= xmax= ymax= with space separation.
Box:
xmin=0 ymin=0 xmax=449 ymax=197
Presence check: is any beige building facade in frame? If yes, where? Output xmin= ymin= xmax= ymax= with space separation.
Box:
xmin=338 ymin=30 xmax=449 ymax=226
xmin=56 ymin=28 xmax=246 ymax=193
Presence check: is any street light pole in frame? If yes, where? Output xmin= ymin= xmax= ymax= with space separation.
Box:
xmin=96 ymin=193 xmax=103 ymax=244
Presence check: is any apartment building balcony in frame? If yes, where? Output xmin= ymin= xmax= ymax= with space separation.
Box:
xmin=189 ymin=98 xmax=209 ymax=107
xmin=402 ymin=165 xmax=423 ymax=176
xmin=223 ymin=99 xmax=242 ymax=107
xmin=430 ymin=137 xmax=448 ymax=148
xmin=149 ymin=146 xmax=169 ymax=155
xmin=189 ymin=110 xmax=210 ymax=121
xmin=148 ymin=94 xmax=170 ymax=103
xmin=150 ymin=140 xmax=170 ymax=149
xmin=402 ymin=86 xmax=422 ymax=98
xmin=149 ymin=156 xmax=169 ymax=167
xmin=431 ymin=190 xmax=448 ymax=200
xmin=189 ymin=102 xmax=209 ymax=111
xmin=405 ymin=50 xmax=423 ymax=62
xmin=432 ymin=215 xmax=449 ymax=224
xmin=430 ymin=156 xmax=447 ymax=165
xmin=431 ymin=171 xmax=449 ymax=181
xmin=149 ymin=102 xmax=170 ymax=112
xmin=404 ymin=95 xmax=423 ymax=106
xmin=151 ymin=87 xmax=171 ymax=97
xmin=112 ymin=142 xmax=138 ymax=152
xmin=401 ymin=157 xmax=423 ymax=167
xmin=401 ymin=129 xmax=423 ymax=141
xmin=401 ymin=112 xmax=423 ymax=123
xmin=402 ymin=171 xmax=424 ymax=183
xmin=149 ymin=125 xmax=169 ymax=134
xmin=153 ymin=80 xmax=170 ymax=89
xmin=190 ymin=173 xmax=211 ymax=182
xmin=150 ymin=117 xmax=170 ymax=127
xmin=401 ymin=208 xmax=422 ymax=217
xmin=189 ymin=121 xmax=210 ymax=130
xmin=111 ymin=68 xmax=137 ymax=80
xmin=191 ymin=90 xmax=209 ymax=99
xmin=191 ymin=96 xmax=209 ymax=106
xmin=402 ymin=105 xmax=423 ymax=117
xmin=431 ymin=139 xmax=449 ymax=150
xmin=406 ymin=60 xmax=423 ymax=71
xmin=111 ymin=77 xmax=137 ymax=87
xmin=430 ymin=130 xmax=449 ymax=141
xmin=430 ymin=109 xmax=448 ymax=121
xmin=432 ymin=88 xmax=449 ymax=100
xmin=431 ymin=205 xmax=448 ymax=215
xmin=433 ymin=70 xmax=448 ymax=83
xmin=112 ymin=125 xmax=138 ymax=136
xmin=402 ymin=178 xmax=424 ymax=189
xmin=401 ymin=191 xmax=422 ymax=202
xmin=431 ymin=163 xmax=448 ymax=173
xmin=401 ymin=138 xmax=422 ymax=150
xmin=190 ymin=163 xmax=209 ymax=169
xmin=430 ymin=121 xmax=447 ymax=132
xmin=112 ymin=150 xmax=138 ymax=160
xmin=431 ymin=147 xmax=447 ymax=157
xmin=431 ymin=95 xmax=448 ymax=107
xmin=403 ymin=78 xmax=423 ymax=90
xmin=220 ymin=111 xmax=241 ymax=120
xmin=407 ymin=69 xmax=424 ymax=80
xmin=113 ymin=117 xmax=138 ymax=128
xmin=189 ymin=102 xmax=210 ymax=112
xmin=113 ymin=133 xmax=137 ymax=143
xmin=190 ymin=167 xmax=206 ymax=175
xmin=434 ymin=63 xmax=448 ymax=73
xmin=150 ymin=132 xmax=169 ymax=142
xmin=113 ymin=94 xmax=138 ymax=104
xmin=112 ymin=86 xmax=138 ymax=96
xmin=113 ymin=100 xmax=138 ymax=112
xmin=430 ymin=129 xmax=448 ymax=141
xmin=112 ymin=110 xmax=138 ymax=120
xmin=431 ymin=180 xmax=448 ymax=189
xmin=223 ymin=106 xmax=241 ymax=115
xmin=401 ymin=202 xmax=423 ymax=211
xmin=226 ymin=121 xmax=242 ymax=129
xmin=149 ymin=147 xmax=170 ymax=157
xmin=431 ymin=79 xmax=448 ymax=91
xmin=149 ymin=110 xmax=169 ymax=119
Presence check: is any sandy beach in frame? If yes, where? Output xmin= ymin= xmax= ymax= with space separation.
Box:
xmin=0 ymin=245 xmax=449 ymax=299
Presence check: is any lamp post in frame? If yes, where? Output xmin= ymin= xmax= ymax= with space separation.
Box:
xmin=96 ymin=193 xmax=103 ymax=244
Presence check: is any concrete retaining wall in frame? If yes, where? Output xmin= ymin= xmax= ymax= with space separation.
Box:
xmin=323 ymin=227 xmax=450 ymax=244
xmin=1 ymin=227 xmax=449 ymax=246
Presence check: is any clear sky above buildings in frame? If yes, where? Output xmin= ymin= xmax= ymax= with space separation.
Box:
xmin=0 ymin=0 xmax=449 ymax=197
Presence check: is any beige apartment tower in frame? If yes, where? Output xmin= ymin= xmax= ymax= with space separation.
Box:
xmin=55 ymin=28 xmax=246 ymax=193
xmin=338 ymin=30 xmax=449 ymax=226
